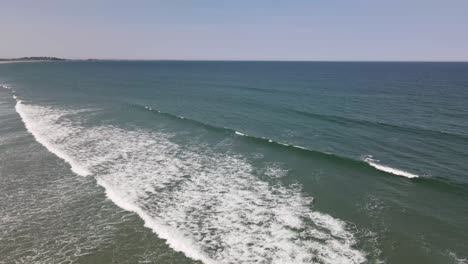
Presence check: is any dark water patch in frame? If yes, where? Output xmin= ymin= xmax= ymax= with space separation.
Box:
xmin=289 ymin=108 xmax=468 ymax=141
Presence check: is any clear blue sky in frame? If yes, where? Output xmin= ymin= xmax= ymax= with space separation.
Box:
xmin=1 ymin=0 xmax=467 ymax=61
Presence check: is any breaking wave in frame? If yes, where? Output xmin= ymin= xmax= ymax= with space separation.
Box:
xmin=364 ymin=156 xmax=419 ymax=179
xmin=137 ymin=104 xmax=422 ymax=180
xmin=15 ymin=101 xmax=366 ymax=264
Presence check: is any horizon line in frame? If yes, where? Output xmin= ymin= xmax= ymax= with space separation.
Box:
xmin=2 ymin=57 xmax=468 ymax=63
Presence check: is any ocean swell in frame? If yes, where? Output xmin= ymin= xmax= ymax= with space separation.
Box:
xmin=137 ymin=104 xmax=421 ymax=180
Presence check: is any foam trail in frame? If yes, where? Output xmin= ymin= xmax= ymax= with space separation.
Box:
xmin=365 ymin=156 xmax=419 ymax=179
xmin=15 ymin=101 xmax=92 ymax=176
xmin=1 ymin=84 xmax=19 ymax=100
xmin=97 ymin=179 xmax=217 ymax=264
xmin=15 ymin=102 xmax=367 ymax=264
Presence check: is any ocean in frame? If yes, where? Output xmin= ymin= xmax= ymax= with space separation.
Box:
xmin=0 ymin=61 xmax=467 ymax=264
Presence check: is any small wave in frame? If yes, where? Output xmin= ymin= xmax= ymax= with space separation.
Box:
xmin=139 ymin=105 xmax=325 ymax=154
xmin=1 ymin=84 xmax=11 ymax=90
xmin=1 ymin=84 xmax=23 ymax=102
xmin=235 ymin=131 xmax=246 ymax=136
xmin=364 ymin=156 xmax=419 ymax=179
xmin=138 ymin=104 xmax=426 ymax=181
xmin=290 ymin=108 xmax=468 ymax=141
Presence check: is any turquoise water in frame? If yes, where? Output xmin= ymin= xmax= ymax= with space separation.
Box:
xmin=1 ymin=61 xmax=467 ymax=263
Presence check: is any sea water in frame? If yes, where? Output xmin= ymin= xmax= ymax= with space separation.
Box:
xmin=1 ymin=61 xmax=467 ymax=263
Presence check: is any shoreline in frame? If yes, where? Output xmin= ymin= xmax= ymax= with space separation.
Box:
xmin=0 ymin=60 xmax=62 ymax=64
xmin=0 ymin=57 xmax=66 ymax=64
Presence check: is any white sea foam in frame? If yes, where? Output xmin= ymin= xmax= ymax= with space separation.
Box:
xmin=1 ymin=84 xmax=19 ymax=100
xmin=235 ymin=131 xmax=246 ymax=136
xmin=448 ymin=251 xmax=468 ymax=264
xmin=264 ymin=163 xmax=289 ymax=178
xmin=364 ymin=156 xmax=419 ymax=179
xmin=16 ymin=102 xmax=366 ymax=264
xmin=15 ymin=101 xmax=92 ymax=176
xmin=1 ymin=84 xmax=11 ymax=90
xmin=293 ymin=145 xmax=307 ymax=150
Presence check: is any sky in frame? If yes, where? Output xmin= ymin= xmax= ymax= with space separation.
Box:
xmin=1 ymin=0 xmax=467 ymax=61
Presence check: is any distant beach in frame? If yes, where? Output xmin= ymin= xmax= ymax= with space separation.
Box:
xmin=0 ymin=57 xmax=66 ymax=64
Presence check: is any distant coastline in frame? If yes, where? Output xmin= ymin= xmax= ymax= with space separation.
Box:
xmin=0 ymin=57 xmax=66 ymax=64
xmin=1 ymin=57 xmax=467 ymax=63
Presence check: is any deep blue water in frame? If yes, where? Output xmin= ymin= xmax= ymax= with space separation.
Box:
xmin=1 ymin=61 xmax=467 ymax=263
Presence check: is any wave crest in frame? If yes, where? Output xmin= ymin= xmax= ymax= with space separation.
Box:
xmin=364 ymin=156 xmax=419 ymax=179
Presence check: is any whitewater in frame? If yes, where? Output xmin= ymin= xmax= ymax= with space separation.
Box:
xmin=14 ymin=99 xmax=366 ymax=264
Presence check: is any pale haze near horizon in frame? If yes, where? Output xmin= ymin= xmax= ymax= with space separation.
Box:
xmin=1 ymin=0 xmax=467 ymax=61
